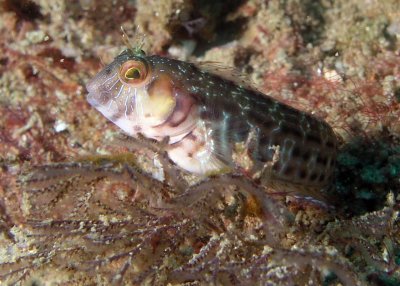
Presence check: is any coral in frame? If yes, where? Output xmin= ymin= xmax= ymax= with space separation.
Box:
xmin=6 ymin=145 xmax=287 ymax=284
xmin=321 ymin=194 xmax=400 ymax=283
xmin=0 ymin=135 xmax=397 ymax=285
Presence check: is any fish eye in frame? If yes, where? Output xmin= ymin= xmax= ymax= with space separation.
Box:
xmin=119 ymin=59 xmax=149 ymax=86
xmin=125 ymin=67 xmax=141 ymax=79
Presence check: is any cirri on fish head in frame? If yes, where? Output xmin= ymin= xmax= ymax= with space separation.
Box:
xmin=86 ymin=48 xmax=337 ymax=201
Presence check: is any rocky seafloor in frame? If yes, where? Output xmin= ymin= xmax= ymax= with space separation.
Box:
xmin=0 ymin=0 xmax=399 ymax=285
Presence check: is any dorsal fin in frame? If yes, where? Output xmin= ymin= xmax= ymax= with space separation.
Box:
xmin=194 ymin=61 xmax=258 ymax=91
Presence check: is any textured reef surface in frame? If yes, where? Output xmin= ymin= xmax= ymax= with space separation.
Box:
xmin=0 ymin=0 xmax=399 ymax=285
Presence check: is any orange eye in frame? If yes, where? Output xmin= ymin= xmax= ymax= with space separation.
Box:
xmin=119 ymin=59 xmax=149 ymax=86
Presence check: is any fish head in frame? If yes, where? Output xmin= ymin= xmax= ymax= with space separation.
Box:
xmin=86 ymin=49 xmax=197 ymax=142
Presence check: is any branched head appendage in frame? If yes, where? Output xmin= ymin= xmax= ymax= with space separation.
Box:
xmin=120 ymin=26 xmax=146 ymax=57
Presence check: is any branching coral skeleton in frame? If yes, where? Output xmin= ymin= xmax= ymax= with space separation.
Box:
xmin=0 ymin=134 xmax=396 ymax=285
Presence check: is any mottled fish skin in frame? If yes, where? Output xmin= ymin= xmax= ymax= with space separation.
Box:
xmin=86 ymin=49 xmax=337 ymax=198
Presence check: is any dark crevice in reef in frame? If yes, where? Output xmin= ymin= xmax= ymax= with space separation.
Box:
xmin=183 ymin=0 xmax=248 ymax=56
xmin=333 ymin=134 xmax=400 ymax=217
xmin=192 ymin=16 xmax=248 ymax=56
xmin=284 ymin=0 xmax=330 ymax=47
xmin=2 ymin=0 xmax=44 ymax=22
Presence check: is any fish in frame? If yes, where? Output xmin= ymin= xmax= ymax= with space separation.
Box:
xmin=86 ymin=47 xmax=338 ymax=201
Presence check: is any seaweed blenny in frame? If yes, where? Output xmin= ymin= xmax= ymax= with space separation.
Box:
xmin=86 ymin=46 xmax=337 ymax=201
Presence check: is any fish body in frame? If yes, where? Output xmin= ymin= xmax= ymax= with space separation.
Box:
xmin=86 ymin=48 xmax=337 ymax=198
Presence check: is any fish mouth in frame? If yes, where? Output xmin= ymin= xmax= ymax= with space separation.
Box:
xmin=85 ymin=57 xmax=124 ymax=102
xmin=85 ymin=77 xmax=100 ymax=106
xmin=86 ymin=69 xmax=123 ymax=110
xmin=86 ymin=91 xmax=99 ymax=108
xmin=85 ymin=76 xmax=98 ymax=94
xmin=86 ymin=88 xmax=115 ymax=109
